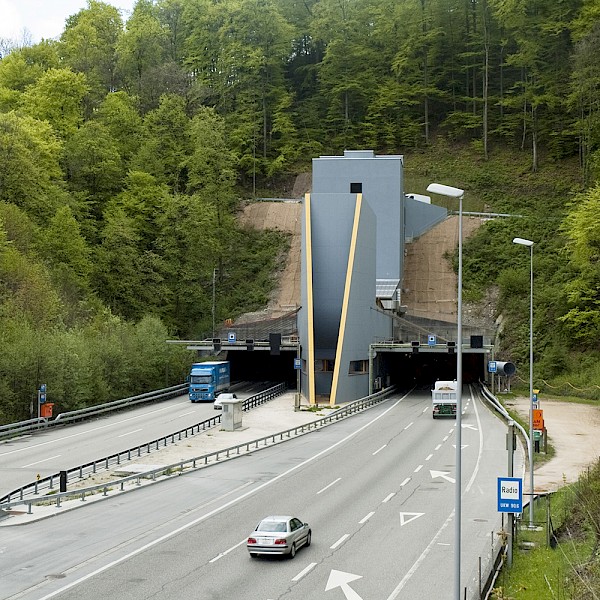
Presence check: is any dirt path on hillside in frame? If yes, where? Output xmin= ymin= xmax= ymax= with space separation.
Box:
xmin=505 ymin=397 xmax=600 ymax=492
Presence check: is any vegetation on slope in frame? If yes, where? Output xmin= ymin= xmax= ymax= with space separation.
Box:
xmin=1 ymin=0 xmax=600 ymax=424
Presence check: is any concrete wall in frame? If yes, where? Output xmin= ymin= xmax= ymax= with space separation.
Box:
xmin=312 ymin=150 xmax=405 ymax=281
xmin=404 ymin=197 xmax=448 ymax=241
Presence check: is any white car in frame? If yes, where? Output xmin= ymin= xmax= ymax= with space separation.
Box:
xmin=247 ymin=516 xmax=311 ymax=558
xmin=213 ymin=392 xmax=237 ymax=410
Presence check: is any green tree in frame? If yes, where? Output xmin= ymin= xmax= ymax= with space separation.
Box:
xmin=60 ymin=0 xmax=123 ymax=110
xmin=63 ymin=120 xmax=124 ymax=214
xmin=0 ymin=112 xmax=65 ymax=220
xmin=559 ymin=184 xmax=600 ymax=346
xmin=95 ymin=91 xmax=144 ymax=165
xmin=131 ymin=93 xmax=191 ymax=192
xmin=20 ymin=68 xmax=89 ymax=138
xmin=36 ymin=205 xmax=93 ymax=306
xmin=117 ymin=0 xmax=166 ymax=109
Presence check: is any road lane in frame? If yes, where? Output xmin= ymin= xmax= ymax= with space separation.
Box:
xmin=0 ymin=394 xmax=232 ymax=495
xmin=2 ymin=389 xmax=517 ymax=600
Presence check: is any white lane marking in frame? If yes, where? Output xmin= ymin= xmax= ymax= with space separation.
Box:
xmin=35 ymin=391 xmax=413 ymax=600
xmin=465 ymin=386 xmax=484 ymax=493
xmin=0 ymin=402 xmax=189 ymax=457
xmin=331 ymin=534 xmax=350 ymax=549
xmin=449 ymin=428 xmax=454 ymax=433
xmin=422 ymin=407 xmax=428 ymax=413
xmin=442 ymin=435 xmax=449 ymax=442
xmin=359 ymin=512 xmax=375 ymax=524
xmin=382 ymin=492 xmax=395 ymax=503
xmin=400 ymin=477 xmax=410 ymax=487
xmin=209 ymin=539 xmax=246 ymax=562
xmin=386 ymin=510 xmax=454 ymax=599
xmin=292 ymin=562 xmax=317 ymax=581
xmin=21 ymin=454 xmax=61 ymax=468
xmin=178 ymin=411 xmax=195 ymax=417
xmin=414 ymin=464 xmax=423 ymax=473
xmin=425 ymin=454 xmax=433 ymax=461
xmin=317 ymin=477 xmax=342 ymax=495
xmin=372 ymin=444 xmax=387 ymax=456
xmin=117 ymin=428 xmax=143 ymax=438
xmin=435 ymin=444 xmax=442 ymax=450
xmin=399 ymin=512 xmax=424 ymax=526
xmin=404 ymin=422 xmax=414 ymax=430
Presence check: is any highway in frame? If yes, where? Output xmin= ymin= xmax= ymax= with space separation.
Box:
xmin=2 ymin=387 xmax=520 ymax=600
xmin=0 ymin=382 xmax=269 ymax=496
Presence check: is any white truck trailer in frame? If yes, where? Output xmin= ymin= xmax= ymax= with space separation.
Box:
xmin=431 ymin=380 xmax=457 ymax=419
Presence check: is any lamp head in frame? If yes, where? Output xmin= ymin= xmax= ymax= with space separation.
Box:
xmin=512 ymin=237 xmax=534 ymax=247
xmin=427 ymin=183 xmax=464 ymax=198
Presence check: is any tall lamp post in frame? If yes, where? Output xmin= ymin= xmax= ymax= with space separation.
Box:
xmin=513 ymin=237 xmax=534 ymax=527
xmin=427 ymin=182 xmax=464 ymax=600
xmin=212 ymin=267 xmax=218 ymax=339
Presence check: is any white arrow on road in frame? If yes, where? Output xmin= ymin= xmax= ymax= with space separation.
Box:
xmin=400 ymin=512 xmax=424 ymax=526
xmin=462 ymin=423 xmax=478 ymax=430
xmin=430 ymin=469 xmax=456 ymax=484
xmin=325 ymin=570 xmax=364 ymax=599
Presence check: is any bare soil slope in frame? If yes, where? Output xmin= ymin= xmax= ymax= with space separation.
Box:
xmin=238 ymin=201 xmax=302 ymax=317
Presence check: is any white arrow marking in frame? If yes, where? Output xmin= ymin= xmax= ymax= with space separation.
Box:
xmin=400 ymin=512 xmax=424 ymax=526
xmin=451 ymin=444 xmax=469 ymax=450
xmin=463 ymin=423 xmax=478 ymax=430
xmin=325 ymin=570 xmax=364 ymax=599
xmin=430 ymin=469 xmax=456 ymax=484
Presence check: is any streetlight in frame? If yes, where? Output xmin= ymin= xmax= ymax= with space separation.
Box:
xmin=427 ymin=182 xmax=464 ymax=600
xmin=212 ymin=267 xmax=218 ymax=339
xmin=513 ymin=236 xmax=534 ymax=528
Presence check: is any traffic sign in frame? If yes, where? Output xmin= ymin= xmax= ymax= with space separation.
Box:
xmin=497 ymin=477 xmax=523 ymax=513
xmin=228 ymin=332 xmax=236 ymax=343
xmin=39 ymin=393 xmax=47 ymax=404
xmin=533 ymin=409 xmax=544 ymax=429
xmin=427 ymin=334 xmax=436 ymax=346
xmin=488 ymin=361 xmax=497 ymax=373
xmin=294 ymin=358 xmax=302 ymax=370
xmin=40 ymin=384 xmax=46 ymax=392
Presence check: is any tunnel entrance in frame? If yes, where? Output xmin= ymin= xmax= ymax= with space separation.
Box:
xmin=376 ymin=346 xmax=489 ymax=392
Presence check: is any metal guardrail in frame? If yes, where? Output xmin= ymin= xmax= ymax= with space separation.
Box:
xmin=0 ymin=383 xmax=286 ymax=505
xmin=0 ymin=383 xmax=189 ymax=441
xmin=1 ymin=385 xmax=396 ymax=514
xmin=476 ymin=381 xmax=534 ymax=599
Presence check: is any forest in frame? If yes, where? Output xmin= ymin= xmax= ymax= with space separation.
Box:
xmin=1 ymin=0 xmax=600 ymax=423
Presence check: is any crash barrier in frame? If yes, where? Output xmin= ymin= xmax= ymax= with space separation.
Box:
xmin=0 ymin=383 xmax=189 ymax=441
xmin=0 ymin=383 xmax=286 ymax=505
xmin=0 ymin=385 xmax=396 ymax=514
xmin=476 ymin=382 xmax=535 ymax=599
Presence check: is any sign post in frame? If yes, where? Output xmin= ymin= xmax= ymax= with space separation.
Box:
xmin=37 ymin=384 xmax=47 ymax=419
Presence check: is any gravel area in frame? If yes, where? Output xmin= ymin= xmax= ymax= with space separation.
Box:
xmin=504 ymin=397 xmax=600 ymax=492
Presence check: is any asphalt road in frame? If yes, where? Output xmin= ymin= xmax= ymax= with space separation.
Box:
xmin=2 ymin=387 xmax=519 ymax=600
xmin=0 ymin=382 xmax=269 ymax=496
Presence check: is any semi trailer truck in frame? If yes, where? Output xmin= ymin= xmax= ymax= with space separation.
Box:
xmin=188 ymin=361 xmax=230 ymax=402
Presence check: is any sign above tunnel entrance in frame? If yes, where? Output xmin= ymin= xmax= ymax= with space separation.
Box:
xmin=427 ymin=334 xmax=436 ymax=346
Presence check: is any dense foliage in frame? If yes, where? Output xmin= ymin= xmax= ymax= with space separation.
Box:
xmin=1 ymin=0 xmax=600 ymax=421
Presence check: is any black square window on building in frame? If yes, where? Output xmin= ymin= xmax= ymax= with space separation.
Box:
xmin=350 ymin=182 xmax=362 ymax=193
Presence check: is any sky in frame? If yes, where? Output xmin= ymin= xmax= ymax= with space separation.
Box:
xmin=0 ymin=0 xmax=137 ymax=43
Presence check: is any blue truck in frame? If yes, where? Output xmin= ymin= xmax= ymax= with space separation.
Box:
xmin=188 ymin=361 xmax=231 ymax=402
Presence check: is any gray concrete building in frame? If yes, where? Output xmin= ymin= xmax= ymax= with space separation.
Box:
xmin=299 ymin=150 xmax=448 ymax=405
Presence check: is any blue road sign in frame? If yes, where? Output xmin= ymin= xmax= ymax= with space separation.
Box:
xmin=294 ymin=358 xmax=302 ymax=370
xmin=427 ymin=334 xmax=436 ymax=346
xmin=497 ymin=477 xmax=523 ymax=513
xmin=488 ymin=361 xmax=497 ymax=373
xmin=39 ymin=393 xmax=47 ymax=404
xmin=228 ymin=332 xmax=236 ymax=343
xmin=40 ymin=384 xmax=47 ymax=392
